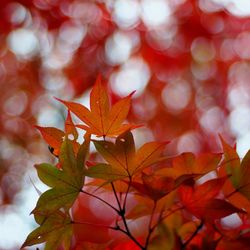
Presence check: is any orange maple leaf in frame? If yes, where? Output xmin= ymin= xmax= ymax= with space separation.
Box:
xmin=56 ymin=76 xmax=139 ymax=137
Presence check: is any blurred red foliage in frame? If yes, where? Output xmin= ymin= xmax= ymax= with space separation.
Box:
xmin=1 ymin=1 xmax=250 ymax=248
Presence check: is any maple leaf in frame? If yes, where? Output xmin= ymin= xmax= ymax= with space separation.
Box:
xmin=32 ymin=134 xmax=90 ymax=218
xmin=84 ymin=130 xmax=168 ymax=181
xmin=65 ymin=110 xmax=78 ymax=140
xmin=55 ymin=75 xmax=139 ymax=137
xmin=138 ymin=172 xmax=175 ymax=201
xmin=36 ymin=111 xmax=79 ymax=157
xmin=22 ymin=210 xmax=72 ymax=250
xmin=178 ymin=177 xmax=243 ymax=221
xmin=220 ymin=137 xmax=250 ymax=200
xmin=35 ymin=126 xmax=64 ymax=157
xmin=157 ymin=152 xmax=221 ymax=180
xmin=128 ymin=172 xmax=198 ymax=202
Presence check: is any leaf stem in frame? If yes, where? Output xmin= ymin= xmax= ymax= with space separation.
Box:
xmin=111 ymin=182 xmax=123 ymax=212
xmin=144 ymin=200 xmax=157 ymax=249
xmin=225 ymin=188 xmax=239 ymax=199
xmin=111 ymin=182 xmax=144 ymax=249
xmin=72 ymin=220 xmax=116 ymax=230
xmin=123 ymin=176 xmax=132 ymax=211
xmin=80 ymin=189 xmax=119 ymax=213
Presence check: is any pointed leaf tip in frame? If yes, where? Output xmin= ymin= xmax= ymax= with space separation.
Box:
xmin=128 ymin=90 xmax=136 ymax=97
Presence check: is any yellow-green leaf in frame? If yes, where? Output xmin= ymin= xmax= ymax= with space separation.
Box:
xmin=22 ymin=211 xmax=72 ymax=249
xmin=33 ymin=187 xmax=79 ymax=216
xmin=84 ymin=163 xmax=127 ymax=181
xmin=35 ymin=163 xmax=79 ymax=190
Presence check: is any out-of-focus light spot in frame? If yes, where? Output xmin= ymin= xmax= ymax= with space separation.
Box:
xmin=68 ymin=2 xmax=101 ymax=23
xmin=191 ymin=38 xmax=215 ymax=63
xmin=105 ymin=32 xmax=133 ymax=65
xmin=38 ymin=31 xmax=54 ymax=58
xmin=237 ymin=132 xmax=250 ymax=158
xmin=200 ymin=106 xmax=225 ymax=133
xmin=229 ymin=106 xmax=250 ymax=137
xmin=43 ymin=51 xmax=71 ymax=70
xmin=0 ymin=209 xmax=31 ymax=249
xmin=42 ymin=73 xmax=67 ymax=91
xmin=221 ymin=213 xmax=242 ymax=228
xmin=177 ymin=131 xmax=201 ymax=153
xmin=8 ymin=3 xmax=27 ymax=25
xmin=227 ymin=85 xmax=250 ymax=110
xmin=170 ymin=0 xmax=187 ymax=6
xmin=110 ymin=57 xmax=151 ymax=97
xmin=4 ymin=91 xmax=28 ymax=116
xmin=216 ymin=0 xmax=250 ymax=17
xmin=228 ymin=61 xmax=250 ymax=89
xmin=133 ymin=127 xmax=154 ymax=148
xmin=37 ymin=107 xmax=63 ymax=127
xmin=113 ymin=0 xmax=140 ymax=29
xmin=201 ymin=14 xmax=224 ymax=34
xmin=220 ymin=39 xmax=235 ymax=61
xmin=197 ymin=171 xmax=217 ymax=185
xmin=199 ymin=0 xmax=223 ymax=13
xmin=74 ymin=90 xmax=91 ymax=110
xmin=146 ymin=23 xmax=177 ymax=51
xmin=162 ymin=79 xmax=191 ymax=112
xmin=141 ymin=0 xmax=171 ymax=28
xmin=7 ymin=29 xmax=39 ymax=58
xmin=59 ymin=21 xmax=87 ymax=53
xmin=133 ymin=93 xmax=157 ymax=120
xmin=4 ymin=118 xmax=23 ymax=134
xmin=191 ymin=62 xmax=217 ymax=81
xmin=195 ymin=92 xmax=215 ymax=112
xmin=234 ymin=32 xmax=250 ymax=59
xmin=34 ymin=0 xmax=51 ymax=10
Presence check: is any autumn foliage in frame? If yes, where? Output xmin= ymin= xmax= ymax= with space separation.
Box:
xmin=22 ymin=78 xmax=250 ymax=250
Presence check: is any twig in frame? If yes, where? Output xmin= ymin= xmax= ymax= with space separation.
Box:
xmin=181 ymin=220 xmax=203 ymax=249
xmin=144 ymin=200 xmax=157 ymax=249
xmin=123 ymin=176 xmax=132 ymax=211
xmin=111 ymin=182 xmax=145 ymax=249
xmin=80 ymin=189 xmax=119 ymax=213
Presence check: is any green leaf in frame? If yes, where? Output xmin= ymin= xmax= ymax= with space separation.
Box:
xmin=76 ymin=132 xmax=91 ymax=174
xmin=35 ymin=163 xmax=79 ymax=190
xmin=93 ymin=130 xmax=167 ymax=177
xmin=93 ymin=140 xmax=125 ymax=171
xmin=59 ymin=138 xmax=77 ymax=176
xmin=33 ymin=139 xmax=90 ymax=221
xmin=22 ymin=211 xmax=72 ymax=249
xmin=84 ymin=163 xmax=127 ymax=181
xmin=93 ymin=130 xmax=136 ymax=175
xmin=33 ymin=187 xmax=79 ymax=216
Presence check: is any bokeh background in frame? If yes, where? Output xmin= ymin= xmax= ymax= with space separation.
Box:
xmin=1 ymin=0 xmax=250 ymax=249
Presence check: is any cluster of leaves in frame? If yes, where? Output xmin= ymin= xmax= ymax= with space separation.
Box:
xmin=23 ymin=78 xmax=250 ymax=250
xmin=2 ymin=0 xmax=250 ymax=208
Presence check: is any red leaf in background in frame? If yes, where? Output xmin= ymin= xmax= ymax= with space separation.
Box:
xmin=178 ymin=177 xmax=243 ymax=220
xmin=141 ymin=172 xmax=175 ymax=201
